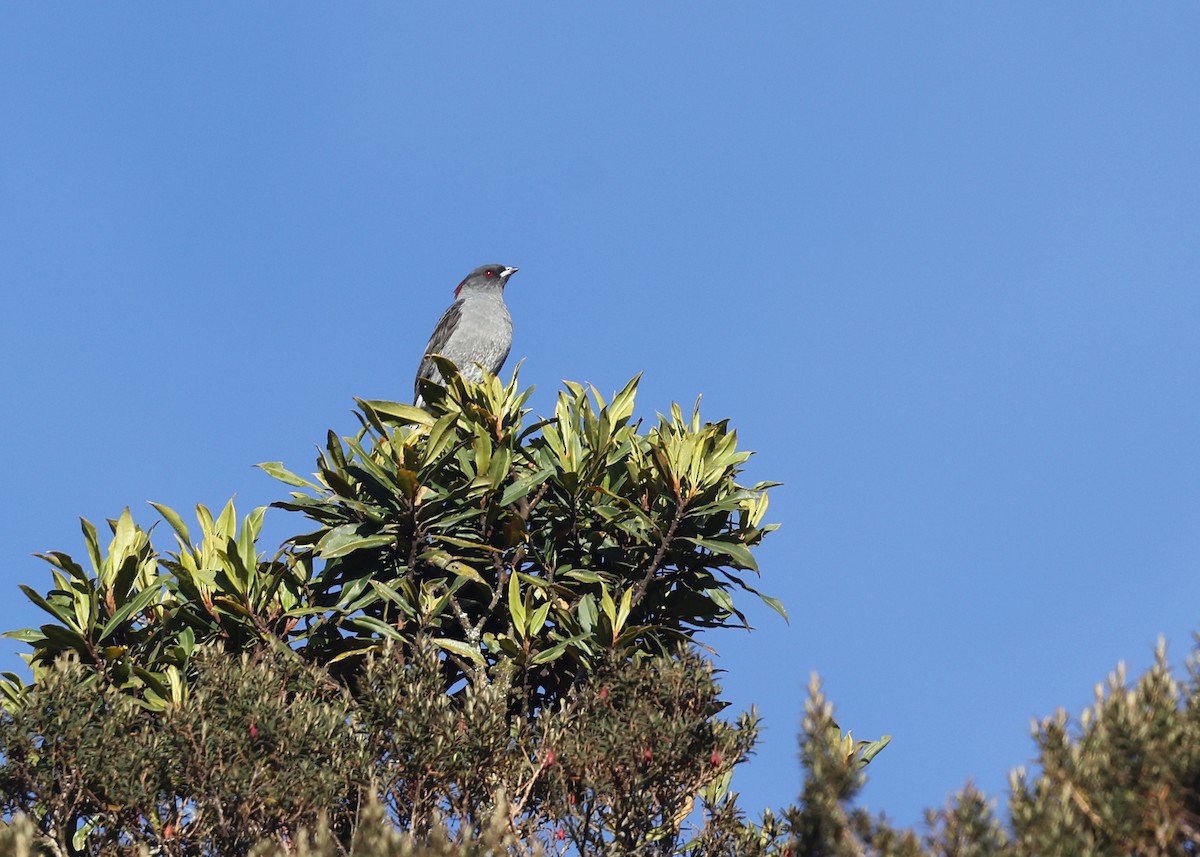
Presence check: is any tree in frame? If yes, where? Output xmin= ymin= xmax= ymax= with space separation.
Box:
xmin=843 ymin=639 xmax=1200 ymax=857
xmin=11 ymin=366 xmax=1194 ymax=857
xmin=0 ymin=368 xmax=820 ymax=855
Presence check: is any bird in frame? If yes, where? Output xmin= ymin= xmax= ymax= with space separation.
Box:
xmin=414 ymin=263 xmax=519 ymax=407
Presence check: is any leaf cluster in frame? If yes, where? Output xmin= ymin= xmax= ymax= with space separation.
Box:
xmin=266 ymin=368 xmax=783 ymax=711
xmin=3 ymin=502 xmax=306 ymax=711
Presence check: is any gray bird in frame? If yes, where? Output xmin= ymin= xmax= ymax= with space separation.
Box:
xmin=414 ymin=263 xmax=519 ymax=407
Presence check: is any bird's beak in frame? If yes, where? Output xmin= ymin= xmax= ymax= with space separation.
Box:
xmin=501 ymin=266 xmax=518 ymax=280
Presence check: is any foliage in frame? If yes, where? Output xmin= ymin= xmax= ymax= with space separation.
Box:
xmin=7 ymin=366 xmax=1199 ymax=856
xmin=0 ymin=646 xmax=362 ymax=855
xmin=3 ymin=368 xmax=781 ymax=719
xmin=0 ymin=640 xmax=779 ymax=856
xmin=0 ymin=369 xmax=807 ymax=854
xmin=788 ymin=639 xmax=1200 ymax=857
xmin=0 ymin=799 xmax=531 ymax=857
xmin=5 ymin=366 xmax=1198 ymax=857
xmin=270 ymin=364 xmax=783 ymax=711
xmin=1006 ymin=638 xmax=1200 ymax=856
xmin=2 ymin=502 xmax=307 ymax=711
xmin=355 ymin=643 xmax=768 ymax=854
xmin=783 ymin=674 xmax=897 ymax=857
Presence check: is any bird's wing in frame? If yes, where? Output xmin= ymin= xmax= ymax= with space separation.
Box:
xmin=414 ymin=300 xmax=463 ymax=399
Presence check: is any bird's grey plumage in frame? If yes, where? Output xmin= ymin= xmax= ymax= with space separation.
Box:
xmin=415 ymin=264 xmax=518 ymax=406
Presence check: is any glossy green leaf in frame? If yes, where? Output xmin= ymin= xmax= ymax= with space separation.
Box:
xmin=615 ymin=587 xmax=633 ymax=634
xmin=530 ymin=641 xmax=569 ymax=666
xmin=345 ymin=615 xmax=404 ymax=640
xmin=359 ymin=398 xmax=436 ymax=427
xmin=98 ymin=577 xmax=168 ymax=641
xmin=432 ymin=636 xmax=486 ymax=667
xmin=255 ymin=461 xmax=322 ymax=490
xmin=507 ymin=572 xmax=526 ymax=637
xmin=317 ymin=525 xmax=394 ymax=559
xmin=681 ymin=536 xmax=759 ymax=572
xmin=19 ymin=585 xmax=75 ymax=628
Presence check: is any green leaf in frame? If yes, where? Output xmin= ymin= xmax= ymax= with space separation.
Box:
xmin=359 ymin=398 xmax=436 ymax=427
xmin=98 ymin=577 xmax=168 ymax=641
xmin=327 ymin=640 xmax=380 ymax=665
xmin=334 ymin=576 xmax=374 ymax=612
xmin=702 ymin=766 xmax=734 ymax=806
xmin=527 ymin=602 xmax=551 ymax=637
xmin=177 ymin=625 xmax=195 ymax=659
xmin=599 ymin=583 xmax=616 ymax=628
xmin=38 ymin=623 xmax=89 ymax=654
xmin=507 ymin=573 xmax=527 ymax=638
xmin=500 ymin=467 xmax=555 ymax=506
xmin=681 ymin=536 xmax=759 ymax=572
xmin=317 ymin=524 xmax=394 ymax=559
xmin=211 ymin=596 xmax=256 ymax=620
xmin=758 ymin=593 xmax=789 ymax=622
xmin=369 ymin=579 xmax=416 ymax=616
xmin=607 ymin=373 xmax=641 ymax=425
xmin=214 ymin=499 xmax=237 ymax=541
xmin=433 ymin=636 xmax=486 ymax=667
xmin=256 ymin=461 xmax=322 ymax=490
xmin=422 ymin=549 xmax=487 ymax=583
xmin=718 ymin=569 xmax=789 ymax=622
xmin=615 ymin=587 xmax=633 ymax=634
xmin=856 ymin=735 xmax=892 ymax=767
xmin=150 ymin=501 xmax=193 ymax=544
xmin=345 ymin=615 xmax=404 ymax=640
xmin=73 ymin=814 xmax=102 ymax=851
xmin=530 ymin=641 xmax=569 ymax=666
xmin=563 ymin=569 xmax=604 ymax=584
xmin=19 ymin=585 xmax=76 ymax=628
xmin=577 ymin=594 xmax=597 ymax=633
xmin=81 ymin=517 xmax=102 ymax=577
xmin=3 ymin=628 xmax=45 ymax=643
xmin=705 ymin=587 xmax=736 ymax=615
xmin=236 ymin=515 xmax=259 ymax=581
xmin=432 ymin=536 xmax=503 ymax=554
xmin=71 ymin=584 xmax=95 ymax=636
xmin=132 ymin=665 xmax=169 ymax=697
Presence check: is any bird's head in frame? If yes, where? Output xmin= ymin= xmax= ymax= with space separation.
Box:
xmin=455 ymin=264 xmax=518 ymax=298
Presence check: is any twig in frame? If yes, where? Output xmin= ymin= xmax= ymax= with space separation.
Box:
xmin=631 ymin=500 xmax=684 ymax=607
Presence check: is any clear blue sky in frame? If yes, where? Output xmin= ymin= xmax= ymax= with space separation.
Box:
xmin=2 ymin=3 xmax=1198 ymax=829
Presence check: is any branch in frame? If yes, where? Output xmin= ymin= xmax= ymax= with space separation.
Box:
xmin=447 ymin=590 xmax=474 ymax=638
xmin=472 ymin=550 xmax=512 ymax=642
xmin=630 ymin=500 xmax=685 ymax=608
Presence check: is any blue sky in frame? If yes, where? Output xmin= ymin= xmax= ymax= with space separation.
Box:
xmin=3 ymin=3 xmax=1198 ymax=828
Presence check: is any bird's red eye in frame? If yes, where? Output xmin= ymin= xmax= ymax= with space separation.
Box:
xmin=484 ymin=270 xmax=494 ymax=277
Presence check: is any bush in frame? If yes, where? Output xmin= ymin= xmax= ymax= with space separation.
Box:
xmin=0 ymin=641 xmax=772 ymax=855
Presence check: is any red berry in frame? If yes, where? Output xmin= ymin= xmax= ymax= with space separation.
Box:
xmin=556 ymin=828 xmax=566 ymax=841
xmin=642 ymin=749 xmax=652 ymax=763
xmin=545 ymin=749 xmax=556 ymax=765
xmin=710 ymin=751 xmax=721 ymax=766
xmin=249 ymin=721 xmax=258 ymax=740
